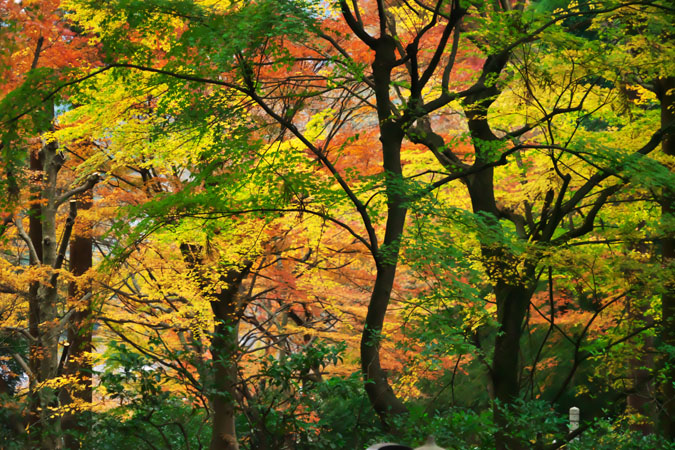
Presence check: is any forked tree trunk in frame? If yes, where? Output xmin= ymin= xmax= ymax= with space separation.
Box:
xmin=464 ymin=106 xmax=532 ymax=450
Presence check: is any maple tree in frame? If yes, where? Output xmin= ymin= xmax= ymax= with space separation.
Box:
xmin=48 ymin=53 xmax=366 ymax=449
xmin=0 ymin=0 xmax=673 ymax=449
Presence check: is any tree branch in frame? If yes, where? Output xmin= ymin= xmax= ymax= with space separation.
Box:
xmin=12 ymin=352 xmax=35 ymax=380
xmin=2 ymin=326 xmax=37 ymax=342
xmin=552 ymin=185 xmax=621 ymax=244
xmin=56 ymin=173 xmax=99 ymax=206
xmin=54 ymin=200 xmax=77 ymax=271
xmin=339 ymin=0 xmax=377 ymax=48
xmin=419 ymin=0 xmax=465 ymax=90
xmin=13 ymin=216 xmax=40 ymax=264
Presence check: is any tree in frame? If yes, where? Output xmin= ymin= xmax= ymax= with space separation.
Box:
xmin=61 ymin=0 xmax=674 ymax=442
xmin=1 ymin=0 xmax=672 ymax=448
xmin=52 ymin=55 xmax=367 ymax=448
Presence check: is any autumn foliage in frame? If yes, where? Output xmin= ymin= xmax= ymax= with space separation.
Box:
xmin=0 ymin=0 xmax=674 ymax=449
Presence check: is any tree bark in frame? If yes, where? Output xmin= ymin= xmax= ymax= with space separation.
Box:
xmin=464 ymin=97 xmax=533 ymax=450
xmin=654 ymin=76 xmax=675 ymax=439
xmin=27 ymin=136 xmax=63 ymax=449
xmin=209 ymin=315 xmax=242 ymax=450
xmin=625 ymin=312 xmax=656 ymax=434
xmin=208 ymin=264 xmax=251 ymax=450
xmin=61 ymin=193 xmax=94 ymax=449
xmin=361 ymin=35 xmax=408 ymax=419
xmin=491 ymin=280 xmax=533 ymax=450
xmin=181 ymin=244 xmax=251 ymax=450
xmin=362 ymin=261 xmax=407 ymax=417
xmin=27 ymin=142 xmax=44 ymax=438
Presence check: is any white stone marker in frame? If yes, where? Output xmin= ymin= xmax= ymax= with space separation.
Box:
xmin=569 ymin=406 xmax=580 ymax=441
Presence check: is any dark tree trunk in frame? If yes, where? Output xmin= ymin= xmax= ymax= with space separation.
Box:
xmin=27 ymin=144 xmax=44 ymax=438
xmin=209 ymin=316 xmax=241 ymax=450
xmin=361 ymin=36 xmax=408 ymax=419
xmin=491 ymin=281 xmax=533 ymax=450
xmin=625 ymin=316 xmax=656 ymax=434
xmin=207 ymin=264 xmax=251 ymax=450
xmin=61 ymin=193 xmax=94 ymax=449
xmin=362 ymin=261 xmax=407 ymax=417
xmin=466 ymin=168 xmax=533 ymax=449
xmin=623 ymin=237 xmax=657 ymax=434
xmin=464 ymin=99 xmax=532 ymax=450
xmin=181 ymin=244 xmax=251 ymax=450
xmin=655 ymin=76 xmax=675 ymax=439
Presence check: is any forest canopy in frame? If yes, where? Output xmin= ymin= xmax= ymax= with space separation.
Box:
xmin=0 ymin=0 xmax=673 ymax=449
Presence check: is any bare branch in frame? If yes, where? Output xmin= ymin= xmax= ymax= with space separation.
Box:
xmin=30 ymin=37 xmax=44 ymax=70
xmin=339 ymin=0 xmax=377 ymax=48
xmin=56 ymin=173 xmax=99 ymax=207
xmin=13 ymin=216 xmax=40 ymax=264
xmin=54 ymin=200 xmax=77 ymax=270
xmin=419 ymin=0 xmax=466 ymax=90
xmin=552 ymin=185 xmax=621 ymax=244
xmin=2 ymin=326 xmax=37 ymax=342
xmin=504 ymin=106 xmax=583 ymax=140
xmin=12 ymin=352 xmax=35 ymax=380
xmin=441 ymin=24 xmax=461 ymax=93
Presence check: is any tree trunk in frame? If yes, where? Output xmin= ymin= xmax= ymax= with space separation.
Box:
xmin=61 ymin=193 xmax=94 ymax=449
xmin=464 ymin=109 xmax=532 ymax=450
xmin=24 ymin=39 xmax=52 ymax=445
xmin=180 ymin=244 xmax=251 ymax=450
xmin=207 ymin=264 xmax=251 ymax=450
xmin=491 ymin=281 xmax=533 ymax=450
xmin=209 ymin=317 xmax=241 ymax=450
xmin=623 ymin=237 xmax=657 ymax=434
xmin=27 ymin=136 xmax=63 ymax=449
xmin=27 ymin=143 xmax=44 ymax=439
xmin=360 ymin=35 xmax=408 ymax=420
xmin=362 ymin=261 xmax=407 ymax=417
xmin=361 ymin=132 xmax=408 ymax=417
xmin=625 ymin=321 xmax=655 ymax=434
xmin=655 ymin=76 xmax=675 ymax=439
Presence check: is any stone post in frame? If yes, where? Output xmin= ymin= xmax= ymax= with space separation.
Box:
xmin=569 ymin=406 xmax=580 ymax=441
